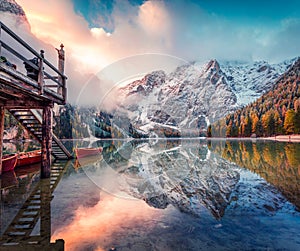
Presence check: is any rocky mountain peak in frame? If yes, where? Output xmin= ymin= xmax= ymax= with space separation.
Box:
xmin=220 ymin=58 xmax=296 ymax=105
xmin=205 ymin=59 xmax=220 ymax=73
xmin=115 ymin=59 xmax=238 ymax=137
xmin=289 ymin=57 xmax=300 ymax=73
xmin=0 ymin=0 xmax=26 ymax=17
xmin=120 ymin=70 xmax=166 ymax=96
xmin=112 ymin=57 xmax=296 ymax=138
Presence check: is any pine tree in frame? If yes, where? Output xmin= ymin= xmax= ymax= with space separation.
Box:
xmin=251 ymin=113 xmax=259 ymax=134
xmin=284 ymin=109 xmax=295 ymax=134
xmin=207 ymin=125 xmax=212 ymax=137
xmin=295 ymin=109 xmax=300 ymax=134
xmin=262 ymin=111 xmax=275 ymax=136
xmin=226 ymin=120 xmax=232 ymax=137
xmin=274 ymin=110 xmax=283 ymax=135
xmin=244 ymin=115 xmax=252 ymax=137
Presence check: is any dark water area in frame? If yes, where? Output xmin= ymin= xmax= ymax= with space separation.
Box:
xmin=1 ymin=139 xmax=300 ymax=250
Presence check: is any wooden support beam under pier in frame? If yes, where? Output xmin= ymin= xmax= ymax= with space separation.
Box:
xmin=41 ymin=106 xmax=53 ymax=178
xmin=0 ymin=106 xmax=4 ymax=175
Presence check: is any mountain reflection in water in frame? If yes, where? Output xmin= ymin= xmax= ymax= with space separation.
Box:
xmin=49 ymin=139 xmax=300 ymax=250
xmin=81 ymin=139 xmax=240 ymax=219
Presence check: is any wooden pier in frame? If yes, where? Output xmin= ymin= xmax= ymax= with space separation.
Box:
xmin=0 ymin=21 xmax=72 ymax=177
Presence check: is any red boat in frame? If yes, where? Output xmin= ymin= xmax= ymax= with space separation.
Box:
xmin=75 ymin=147 xmax=103 ymax=158
xmin=17 ymin=150 xmax=41 ymax=167
xmin=2 ymin=153 xmax=18 ymax=172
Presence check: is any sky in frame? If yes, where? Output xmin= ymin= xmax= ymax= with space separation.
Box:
xmin=15 ymin=0 xmax=300 ymax=66
xmin=2 ymin=0 xmax=300 ymax=105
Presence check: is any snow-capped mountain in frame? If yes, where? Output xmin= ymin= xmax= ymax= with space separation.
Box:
xmin=114 ymin=58 xmax=296 ymax=137
xmin=220 ymin=59 xmax=296 ymax=105
xmin=116 ymin=60 xmax=238 ymax=137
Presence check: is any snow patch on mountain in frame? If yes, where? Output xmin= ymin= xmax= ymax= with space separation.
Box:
xmin=220 ymin=58 xmax=297 ymax=105
xmin=115 ymin=59 xmax=239 ymax=136
xmin=113 ymin=57 xmax=299 ymax=137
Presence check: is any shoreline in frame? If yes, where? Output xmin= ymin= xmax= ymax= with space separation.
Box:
xmin=3 ymin=135 xmax=300 ymax=143
xmin=261 ymin=134 xmax=300 ymax=143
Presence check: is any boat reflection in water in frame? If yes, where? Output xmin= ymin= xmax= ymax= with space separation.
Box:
xmin=1 ymin=139 xmax=300 ymax=250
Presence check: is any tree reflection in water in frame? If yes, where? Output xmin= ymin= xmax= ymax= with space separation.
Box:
xmin=208 ymin=140 xmax=300 ymax=211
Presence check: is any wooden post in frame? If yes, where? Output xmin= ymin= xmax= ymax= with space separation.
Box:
xmin=0 ymin=107 xmax=4 ymax=175
xmin=41 ymin=105 xmax=52 ymax=178
xmin=38 ymin=50 xmax=45 ymax=95
xmin=57 ymin=44 xmax=65 ymax=97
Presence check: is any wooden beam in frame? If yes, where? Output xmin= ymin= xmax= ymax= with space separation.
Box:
xmin=0 ymin=64 xmax=65 ymax=104
xmin=4 ymin=99 xmax=52 ymax=109
xmin=0 ymin=106 xmax=4 ymax=175
xmin=41 ymin=106 xmax=52 ymax=178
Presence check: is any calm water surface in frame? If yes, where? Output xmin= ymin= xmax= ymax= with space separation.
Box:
xmin=1 ymin=139 xmax=300 ymax=251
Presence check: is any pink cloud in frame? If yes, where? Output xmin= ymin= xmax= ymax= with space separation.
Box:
xmin=10 ymin=0 xmax=176 ymax=106
xmin=16 ymin=0 xmax=173 ymax=73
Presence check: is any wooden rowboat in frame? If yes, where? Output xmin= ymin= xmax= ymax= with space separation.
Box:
xmin=2 ymin=153 xmax=18 ymax=172
xmin=17 ymin=150 xmax=41 ymax=167
xmin=75 ymin=147 xmax=103 ymax=159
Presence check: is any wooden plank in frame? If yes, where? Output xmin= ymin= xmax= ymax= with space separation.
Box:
xmin=4 ymin=100 xmax=52 ymax=109
xmin=0 ymin=72 xmax=64 ymax=104
xmin=41 ymin=106 xmax=52 ymax=178
xmin=0 ymin=106 xmax=4 ymax=174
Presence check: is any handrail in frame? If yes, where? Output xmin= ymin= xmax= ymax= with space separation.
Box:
xmin=0 ymin=21 xmax=66 ymax=103
xmin=30 ymin=109 xmax=73 ymax=158
xmin=43 ymin=57 xmax=66 ymax=78
xmin=0 ymin=21 xmax=41 ymax=59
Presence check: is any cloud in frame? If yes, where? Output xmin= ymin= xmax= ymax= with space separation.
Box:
xmin=12 ymin=0 xmax=177 ymax=106
xmin=15 ymin=0 xmax=173 ymax=71
xmin=261 ymin=18 xmax=300 ymax=62
xmin=3 ymin=0 xmax=299 ymax=106
xmin=13 ymin=0 xmax=300 ymax=66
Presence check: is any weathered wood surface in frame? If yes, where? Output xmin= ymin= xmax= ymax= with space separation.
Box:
xmin=41 ymin=106 xmax=52 ymax=178
xmin=0 ymin=63 xmax=65 ymax=105
xmin=0 ymin=106 xmax=4 ymax=174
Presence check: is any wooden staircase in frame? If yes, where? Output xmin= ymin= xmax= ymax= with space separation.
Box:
xmin=8 ymin=109 xmax=72 ymax=159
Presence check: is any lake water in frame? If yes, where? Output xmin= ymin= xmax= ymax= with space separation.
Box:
xmin=1 ymin=139 xmax=300 ymax=250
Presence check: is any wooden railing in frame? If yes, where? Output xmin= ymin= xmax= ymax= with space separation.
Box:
xmin=0 ymin=21 xmax=67 ymax=103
